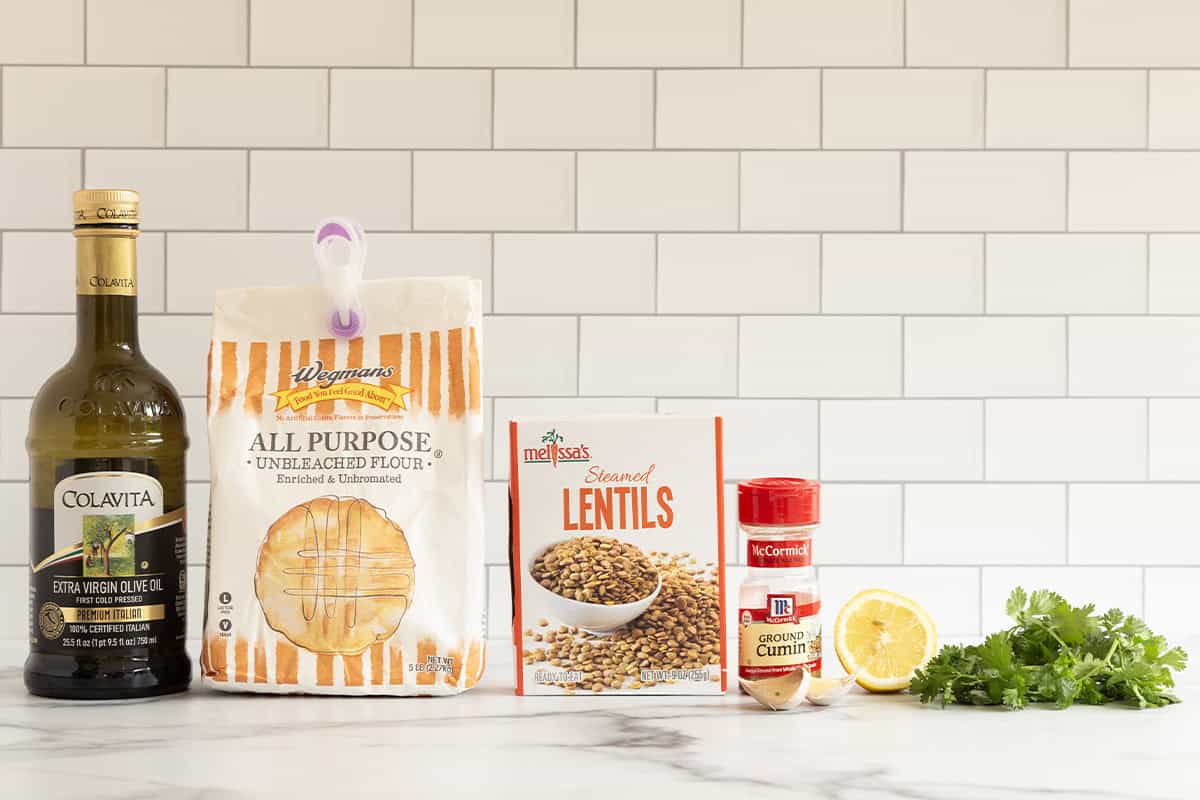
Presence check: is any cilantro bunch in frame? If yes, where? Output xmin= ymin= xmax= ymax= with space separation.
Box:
xmin=910 ymin=588 xmax=1188 ymax=710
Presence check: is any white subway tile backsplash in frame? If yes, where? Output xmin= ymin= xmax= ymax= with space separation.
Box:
xmin=820 ymin=400 xmax=983 ymax=481
xmin=4 ymin=0 xmax=1200 ymax=635
xmin=414 ymin=152 xmax=574 ymax=231
xmin=743 ymin=0 xmax=903 ymax=67
xmin=494 ymin=235 xmax=654 ymax=313
xmin=1070 ymin=317 xmax=1200 ymax=396
xmin=0 ymin=150 xmax=80 ymax=228
xmin=577 ymin=0 xmax=740 ymax=67
xmin=1070 ymin=153 xmax=1200 ymax=232
xmin=907 ymin=0 xmax=1066 ymax=67
xmin=140 ymin=316 xmax=211 ymax=397
xmin=0 ymin=567 xmax=26 ymax=638
xmin=822 ymin=234 xmax=982 ymax=314
xmin=3 ymin=67 xmax=164 ymax=147
xmin=0 ymin=484 xmax=27 ymax=563
xmin=741 ymin=152 xmax=900 ymax=231
xmin=820 ymin=566 xmax=980 ymax=636
xmin=740 ymin=316 xmax=901 ymax=398
xmin=905 ymin=317 xmax=1066 ymax=397
xmin=2 ymin=232 xmax=164 ymax=312
xmin=986 ymin=235 xmax=1147 ymax=314
xmin=492 ymin=397 xmax=656 ymax=479
xmin=1145 ymin=568 xmax=1200 ymax=639
xmin=1071 ymin=484 xmax=1200 ymax=564
xmin=1149 ymin=400 xmax=1200 ymax=480
xmin=905 ymin=484 xmax=1066 ymax=565
xmin=577 ymin=152 xmax=738 ymax=231
xmin=657 ymin=234 xmax=820 ymax=314
xmin=0 ymin=316 xmax=74 ymax=395
xmin=494 ymin=71 xmax=653 ymax=150
xmin=483 ymin=316 xmax=578 ymax=397
xmin=904 ymin=152 xmax=1066 ymax=232
xmin=1149 ymin=235 xmax=1200 ymax=313
xmin=580 ymin=316 xmax=737 ymax=396
xmin=986 ymin=400 xmax=1146 ymax=481
xmin=167 ymin=233 xmax=305 ymax=312
xmin=88 ymin=0 xmax=246 ymax=66
xmin=1071 ymin=0 xmax=1200 ymax=67
xmin=186 ymin=482 xmax=209 ymax=565
xmin=330 ymin=70 xmax=491 ymax=149
xmin=657 ymin=399 xmax=818 ymax=479
xmin=252 ymin=0 xmax=410 ymax=66
xmin=86 ymin=150 xmax=247 ymax=230
xmin=1149 ymin=72 xmax=1200 ymax=149
xmin=0 ymin=399 xmax=33 ymax=480
xmin=980 ymin=567 xmax=1142 ymax=632
xmin=183 ymin=396 xmax=208 ymax=481
xmin=986 ymin=71 xmax=1146 ymax=149
xmin=818 ymin=484 xmax=903 ymax=565
xmin=0 ymin=1 xmax=82 ymax=64
xmin=657 ymin=70 xmax=820 ymax=149
xmin=249 ymin=151 xmax=411 ymax=231
xmin=415 ymin=0 xmax=573 ymax=67
xmin=823 ymin=70 xmax=983 ymax=149
xmin=487 ymin=565 xmax=511 ymax=639
xmin=167 ymin=69 xmax=327 ymax=147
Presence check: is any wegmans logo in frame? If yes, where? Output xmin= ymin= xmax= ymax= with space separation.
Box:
xmin=522 ymin=429 xmax=591 ymax=467
xmin=271 ymin=359 xmax=410 ymax=412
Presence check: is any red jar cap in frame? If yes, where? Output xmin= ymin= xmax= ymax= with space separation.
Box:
xmin=738 ymin=478 xmax=820 ymax=526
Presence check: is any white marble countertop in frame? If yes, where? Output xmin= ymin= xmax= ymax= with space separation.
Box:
xmin=2 ymin=640 xmax=1198 ymax=800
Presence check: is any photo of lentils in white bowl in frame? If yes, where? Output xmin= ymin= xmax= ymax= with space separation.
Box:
xmin=530 ymin=536 xmax=659 ymax=605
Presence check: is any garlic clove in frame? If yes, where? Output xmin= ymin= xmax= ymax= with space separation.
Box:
xmin=738 ymin=666 xmax=812 ymax=711
xmin=805 ymin=673 xmax=857 ymax=706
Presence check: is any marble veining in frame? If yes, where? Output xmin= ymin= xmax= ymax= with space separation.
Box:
xmin=2 ymin=641 xmax=1198 ymax=799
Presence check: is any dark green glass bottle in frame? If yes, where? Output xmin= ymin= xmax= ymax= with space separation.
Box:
xmin=25 ymin=189 xmax=190 ymax=699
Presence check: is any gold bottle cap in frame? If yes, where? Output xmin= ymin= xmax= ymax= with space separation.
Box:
xmin=73 ymin=188 xmax=140 ymax=226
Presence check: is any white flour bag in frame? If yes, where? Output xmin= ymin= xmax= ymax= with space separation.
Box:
xmin=201 ymin=221 xmax=486 ymax=695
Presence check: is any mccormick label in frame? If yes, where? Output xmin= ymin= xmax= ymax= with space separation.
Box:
xmin=746 ymin=538 xmax=812 ymax=568
xmin=30 ymin=471 xmax=186 ymax=654
xmin=738 ymin=593 xmax=822 ymax=679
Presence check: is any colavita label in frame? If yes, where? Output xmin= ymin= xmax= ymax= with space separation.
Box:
xmin=76 ymin=238 xmax=137 ymax=297
xmin=738 ymin=594 xmax=822 ymax=679
xmin=746 ymin=538 xmax=812 ymax=568
xmin=30 ymin=471 xmax=185 ymax=655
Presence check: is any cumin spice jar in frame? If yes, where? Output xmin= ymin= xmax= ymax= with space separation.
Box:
xmin=736 ymin=478 xmax=822 ymax=684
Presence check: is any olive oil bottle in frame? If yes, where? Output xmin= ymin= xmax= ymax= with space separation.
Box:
xmin=25 ymin=190 xmax=190 ymax=699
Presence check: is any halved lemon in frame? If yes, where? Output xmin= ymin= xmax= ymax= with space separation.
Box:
xmin=833 ymin=589 xmax=937 ymax=692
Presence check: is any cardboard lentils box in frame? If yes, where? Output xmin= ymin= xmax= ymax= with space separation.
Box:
xmin=509 ymin=416 xmax=726 ymax=695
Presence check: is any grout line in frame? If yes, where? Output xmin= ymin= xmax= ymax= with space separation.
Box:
xmin=245 ymin=0 xmax=251 ymax=64
xmin=1 ymin=227 xmax=1195 ymax=236
xmin=410 ymin=0 xmax=417 ymax=67
xmin=6 ymin=63 xmax=1200 ymax=71
xmin=83 ymin=0 xmax=88 ymax=64
xmin=1064 ymin=0 xmax=1070 ymax=67
xmin=7 ymin=144 xmax=1200 ymax=154
xmin=573 ymin=0 xmax=579 ymax=68
xmin=739 ymin=0 xmax=745 ymax=67
xmin=901 ymin=0 xmax=907 ymax=67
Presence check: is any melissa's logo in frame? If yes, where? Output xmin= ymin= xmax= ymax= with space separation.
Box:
xmin=271 ymin=359 xmax=410 ymax=413
xmin=523 ymin=429 xmax=590 ymax=467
